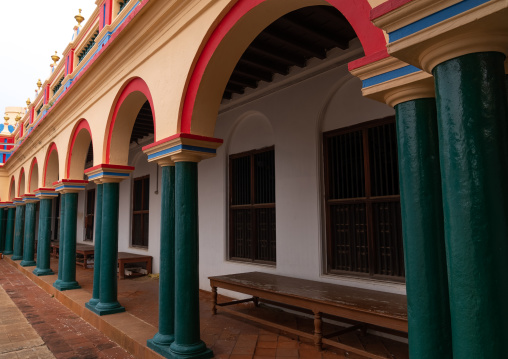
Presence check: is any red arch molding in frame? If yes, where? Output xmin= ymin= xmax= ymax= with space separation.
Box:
xmin=28 ymin=158 xmax=38 ymax=193
xmin=181 ymin=0 xmax=386 ymax=133
xmin=67 ymin=119 xmax=93 ymax=178
xmin=43 ymin=143 xmax=58 ymax=187
xmin=17 ymin=168 xmax=25 ymax=197
xmin=105 ymin=77 xmax=156 ymax=163
xmin=8 ymin=176 xmax=15 ymax=200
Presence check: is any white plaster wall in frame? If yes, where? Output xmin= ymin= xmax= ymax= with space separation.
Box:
xmin=115 ymin=145 xmax=162 ymax=273
xmin=198 ymin=55 xmax=404 ymax=298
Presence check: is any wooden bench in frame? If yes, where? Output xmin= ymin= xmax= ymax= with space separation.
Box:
xmin=75 ymin=244 xmax=95 ymax=269
xmin=117 ymin=252 xmax=152 ymax=279
xmin=209 ymin=272 xmax=407 ymax=359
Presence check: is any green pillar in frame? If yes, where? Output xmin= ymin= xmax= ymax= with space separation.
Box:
xmin=395 ymin=98 xmax=452 ymax=359
xmin=12 ymin=204 xmax=25 ymax=260
xmin=33 ymin=198 xmax=54 ymax=276
xmin=54 ymin=193 xmax=80 ymax=291
xmin=0 ymin=208 xmax=6 ymax=252
xmin=4 ymin=207 xmax=15 ymax=255
xmin=20 ymin=201 xmax=37 ymax=267
xmin=54 ymin=195 xmax=65 ymax=286
xmin=433 ymin=52 xmax=508 ymax=358
xmin=90 ymin=182 xmax=124 ymax=316
xmin=169 ymin=161 xmax=212 ymax=359
xmin=148 ymin=165 xmax=175 ymax=356
xmin=86 ymin=184 xmax=103 ymax=309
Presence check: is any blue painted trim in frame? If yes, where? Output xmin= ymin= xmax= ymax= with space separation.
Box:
xmin=147 ymin=144 xmax=217 ymax=160
xmin=35 ymin=192 xmax=58 ymax=198
xmin=362 ymin=65 xmax=421 ymax=88
xmin=87 ymin=171 xmax=131 ymax=180
xmin=389 ymin=0 xmax=490 ymax=42
xmin=54 ymin=185 xmax=86 ymax=191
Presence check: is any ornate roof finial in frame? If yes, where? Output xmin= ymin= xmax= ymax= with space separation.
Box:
xmin=75 ymin=9 xmax=85 ymax=26
xmin=26 ymin=98 xmax=31 ymax=106
xmin=4 ymin=113 xmax=9 ymax=124
xmin=37 ymin=79 xmax=42 ymax=89
xmin=15 ymin=113 xmax=21 ymax=123
xmin=51 ymin=51 xmax=60 ymax=65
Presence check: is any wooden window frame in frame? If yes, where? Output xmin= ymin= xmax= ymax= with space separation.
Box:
xmin=131 ymin=175 xmax=150 ymax=248
xmin=229 ymin=146 xmax=276 ymax=265
xmin=323 ymin=117 xmax=404 ymax=282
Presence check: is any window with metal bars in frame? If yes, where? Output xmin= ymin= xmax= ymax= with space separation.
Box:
xmin=229 ymin=147 xmax=276 ymax=264
xmin=323 ymin=117 xmax=404 ymax=280
xmin=132 ymin=176 xmax=149 ymax=248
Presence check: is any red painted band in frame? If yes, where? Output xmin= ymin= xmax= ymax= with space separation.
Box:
xmin=105 ymin=77 xmax=156 ymax=163
xmin=348 ymin=49 xmax=390 ymax=71
xmin=370 ymin=0 xmax=413 ymax=21
xmin=142 ymin=133 xmax=223 ymax=152
xmin=181 ymin=0 xmax=386 ymax=133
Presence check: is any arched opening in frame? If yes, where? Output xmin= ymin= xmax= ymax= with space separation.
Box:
xmin=181 ymin=0 xmax=386 ymax=136
xmin=67 ymin=119 xmax=94 ymax=180
xmin=18 ymin=168 xmax=26 ymax=197
xmin=104 ymin=77 xmax=156 ymax=165
xmin=189 ymin=0 xmax=402 ymax=316
xmin=9 ymin=177 xmax=15 ymax=201
xmin=28 ymin=158 xmax=39 ymax=193
xmin=43 ymin=143 xmax=59 ymax=187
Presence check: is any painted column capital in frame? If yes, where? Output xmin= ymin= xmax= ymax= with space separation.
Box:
xmin=84 ymin=164 xmax=134 ymax=183
xmin=142 ymin=133 xmax=223 ymax=164
xmin=0 ymin=202 xmax=14 ymax=208
xmin=372 ymin=0 xmax=508 ymax=72
xmin=13 ymin=198 xmax=25 ymax=206
xmin=33 ymin=188 xmax=59 ymax=200
xmin=52 ymin=179 xmax=89 ymax=193
xmin=22 ymin=194 xmax=39 ymax=203
xmin=350 ymin=54 xmax=435 ymax=107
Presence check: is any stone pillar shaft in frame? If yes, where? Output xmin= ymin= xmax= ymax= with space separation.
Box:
xmin=20 ymin=202 xmax=37 ymax=267
xmin=4 ymin=207 xmax=15 ymax=255
xmin=55 ymin=195 xmax=66 ymax=285
xmin=395 ymin=98 xmax=452 ymax=359
xmin=433 ymin=51 xmax=508 ymax=358
xmin=86 ymin=184 xmax=103 ymax=308
xmin=33 ymin=198 xmax=54 ymax=276
xmin=148 ymin=165 xmax=175 ymax=355
xmin=0 ymin=209 xmax=6 ymax=252
xmin=12 ymin=205 xmax=25 ymax=260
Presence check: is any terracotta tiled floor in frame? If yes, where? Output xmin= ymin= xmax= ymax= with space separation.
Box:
xmin=6 ymin=255 xmax=409 ymax=359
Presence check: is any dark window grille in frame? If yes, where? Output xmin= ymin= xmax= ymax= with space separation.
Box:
xmin=324 ymin=118 xmax=404 ymax=280
xmin=77 ymin=30 xmax=99 ymax=64
xmin=132 ymin=176 xmax=149 ymax=247
xmin=52 ymin=77 xmax=64 ymax=95
xmin=229 ymin=147 xmax=276 ymax=263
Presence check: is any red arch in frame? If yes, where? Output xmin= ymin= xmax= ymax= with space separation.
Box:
xmin=17 ymin=168 xmax=25 ymax=197
xmin=43 ymin=143 xmax=58 ymax=187
xmin=28 ymin=158 xmax=38 ymax=193
xmin=105 ymin=77 xmax=156 ymax=163
xmin=181 ymin=0 xmax=386 ymax=133
xmin=66 ymin=119 xmax=93 ymax=178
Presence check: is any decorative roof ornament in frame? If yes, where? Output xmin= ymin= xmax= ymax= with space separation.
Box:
xmin=51 ymin=51 xmax=60 ymax=66
xmin=75 ymin=9 xmax=85 ymax=26
xmin=14 ymin=113 xmax=21 ymax=123
xmin=3 ymin=113 xmax=9 ymax=125
xmin=26 ymin=98 xmax=31 ymax=106
xmin=37 ymin=79 xmax=42 ymax=89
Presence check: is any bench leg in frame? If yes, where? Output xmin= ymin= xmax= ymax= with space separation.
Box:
xmin=314 ymin=311 xmax=323 ymax=351
xmin=253 ymin=296 xmax=259 ymax=307
xmin=212 ymin=286 xmax=217 ymax=315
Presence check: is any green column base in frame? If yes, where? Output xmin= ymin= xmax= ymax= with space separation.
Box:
xmin=89 ymin=302 xmax=125 ymax=316
xmin=53 ymin=280 xmax=81 ymax=291
xmin=85 ymin=299 xmax=100 ymax=309
xmin=147 ymin=334 xmax=175 ymax=357
xmin=4 ymin=250 xmax=13 ymax=255
xmin=168 ymin=341 xmax=213 ymax=359
xmin=11 ymin=255 xmax=23 ymax=260
xmin=33 ymin=268 xmax=54 ymax=276
xmin=20 ymin=260 xmax=36 ymax=267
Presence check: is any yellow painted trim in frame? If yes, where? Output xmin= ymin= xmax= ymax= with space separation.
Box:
xmin=362 ymin=70 xmax=434 ymax=107
xmin=373 ymin=0 xmax=461 ymax=33
xmin=349 ymin=55 xmax=410 ymax=81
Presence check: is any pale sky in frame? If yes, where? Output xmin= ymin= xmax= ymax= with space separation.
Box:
xmin=0 ymin=1 xmax=97 ymax=114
